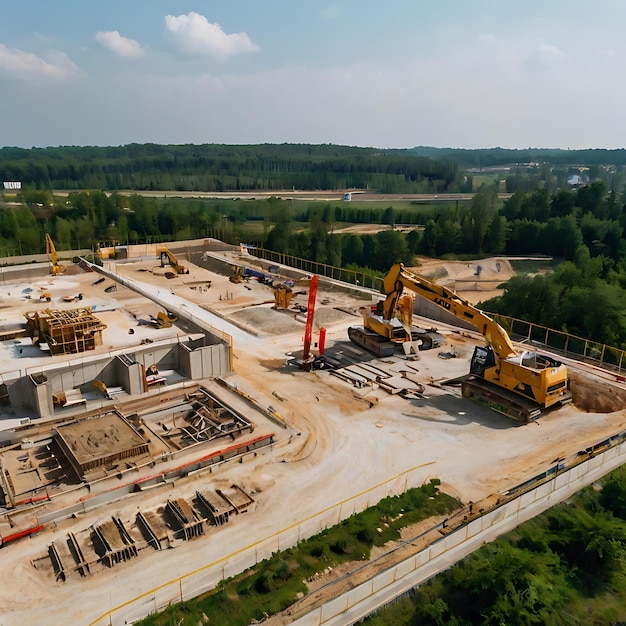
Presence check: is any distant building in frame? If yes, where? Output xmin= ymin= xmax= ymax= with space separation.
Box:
xmin=567 ymin=174 xmax=585 ymax=187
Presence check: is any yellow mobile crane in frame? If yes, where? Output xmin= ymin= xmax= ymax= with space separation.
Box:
xmin=156 ymin=247 xmax=189 ymax=275
xmin=349 ymin=263 xmax=571 ymax=422
xmin=45 ymin=233 xmax=63 ymax=275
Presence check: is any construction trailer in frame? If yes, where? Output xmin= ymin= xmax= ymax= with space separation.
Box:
xmin=24 ymin=308 xmax=107 ymax=356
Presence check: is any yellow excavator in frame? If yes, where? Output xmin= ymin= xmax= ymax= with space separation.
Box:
xmin=151 ymin=311 xmax=178 ymax=328
xmin=273 ymin=286 xmax=294 ymax=310
xmin=156 ymin=247 xmax=189 ymax=275
xmin=349 ymin=263 xmax=571 ymax=422
xmin=45 ymin=233 xmax=63 ymax=275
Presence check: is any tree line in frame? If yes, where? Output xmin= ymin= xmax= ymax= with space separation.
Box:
xmin=409 ymin=145 xmax=626 ymax=168
xmin=0 ymin=143 xmax=461 ymax=194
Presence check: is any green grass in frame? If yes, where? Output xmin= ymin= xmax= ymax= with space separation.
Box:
xmin=136 ymin=481 xmax=460 ymax=626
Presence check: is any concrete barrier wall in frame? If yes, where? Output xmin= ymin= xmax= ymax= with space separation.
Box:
xmin=84 ymin=421 xmax=626 ymax=625
xmin=294 ymin=439 xmax=626 ymax=626
xmin=413 ymin=297 xmax=476 ymax=332
xmin=87 ymin=462 xmax=435 ymax=625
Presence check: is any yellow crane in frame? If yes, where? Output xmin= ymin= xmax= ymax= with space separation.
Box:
xmin=45 ymin=233 xmax=63 ymax=275
xmin=349 ymin=263 xmax=571 ymax=422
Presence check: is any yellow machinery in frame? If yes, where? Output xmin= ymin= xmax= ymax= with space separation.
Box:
xmin=151 ymin=311 xmax=177 ymax=328
xmin=273 ymin=286 xmax=294 ymax=310
xmin=349 ymin=291 xmax=445 ymax=357
xmin=45 ymin=233 xmax=63 ymax=275
xmin=350 ymin=263 xmax=571 ymax=422
xmin=230 ymin=265 xmax=244 ymax=283
xmin=156 ymin=247 xmax=189 ymax=275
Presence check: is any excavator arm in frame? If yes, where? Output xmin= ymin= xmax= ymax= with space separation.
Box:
xmin=45 ymin=233 xmax=62 ymax=275
xmin=382 ymin=263 xmax=517 ymax=361
xmin=156 ymin=247 xmax=189 ymax=274
xmin=354 ymin=262 xmax=572 ymax=422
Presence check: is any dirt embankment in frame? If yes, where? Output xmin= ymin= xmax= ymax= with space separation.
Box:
xmin=570 ymin=371 xmax=626 ymax=413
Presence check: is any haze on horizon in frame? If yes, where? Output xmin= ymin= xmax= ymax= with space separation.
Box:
xmin=1 ymin=0 xmax=624 ymax=151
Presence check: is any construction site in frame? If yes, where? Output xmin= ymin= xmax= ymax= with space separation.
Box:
xmin=0 ymin=238 xmax=625 ymax=625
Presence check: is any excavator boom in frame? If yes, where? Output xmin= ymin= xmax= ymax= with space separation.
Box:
xmin=156 ymin=247 xmax=189 ymax=275
xmin=350 ymin=262 xmax=571 ymax=422
xmin=45 ymin=233 xmax=63 ymax=275
xmin=382 ymin=263 xmax=517 ymax=360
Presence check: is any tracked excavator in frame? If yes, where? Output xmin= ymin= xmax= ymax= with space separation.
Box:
xmin=349 ymin=294 xmax=445 ymax=357
xmin=349 ymin=263 xmax=571 ymax=422
xmin=156 ymin=247 xmax=189 ymax=275
xmin=45 ymin=233 xmax=63 ymax=275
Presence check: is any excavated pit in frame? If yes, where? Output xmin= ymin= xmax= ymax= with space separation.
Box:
xmin=569 ymin=371 xmax=626 ymax=413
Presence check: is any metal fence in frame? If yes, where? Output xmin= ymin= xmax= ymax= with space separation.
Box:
xmin=87 ymin=462 xmax=436 ymax=626
xmin=250 ymin=248 xmax=626 ymax=375
xmin=291 ymin=433 xmax=626 ymax=626
xmin=250 ymin=247 xmax=384 ymax=291
xmin=495 ymin=315 xmax=626 ymax=375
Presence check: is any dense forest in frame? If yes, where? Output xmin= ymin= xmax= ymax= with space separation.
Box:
xmin=3 ymin=142 xmax=625 ymax=196
xmin=409 ymin=145 xmax=626 ymax=168
xmin=0 ymin=143 xmax=461 ymax=193
xmin=364 ymin=467 xmax=626 ymax=625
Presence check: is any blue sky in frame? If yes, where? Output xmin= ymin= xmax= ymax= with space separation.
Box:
xmin=1 ymin=1 xmax=624 ymax=149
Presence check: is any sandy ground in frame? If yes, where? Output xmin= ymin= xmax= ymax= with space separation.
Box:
xmin=412 ymin=255 xmax=515 ymax=304
xmin=0 ymin=254 xmax=624 ymax=625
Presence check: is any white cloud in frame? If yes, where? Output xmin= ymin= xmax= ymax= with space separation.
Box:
xmin=96 ymin=31 xmax=145 ymax=58
xmin=524 ymin=43 xmax=566 ymax=70
xmin=0 ymin=44 xmax=80 ymax=80
xmin=164 ymin=12 xmax=259 ymax=60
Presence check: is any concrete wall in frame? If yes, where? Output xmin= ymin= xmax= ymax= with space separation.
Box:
xmin=2 ymin=337 xmax=210 ymax=419
xmin=9 ymin=374 xmax=54 ymax=418
xmin=115 ymin=358 xmax=145 ymax=396
xmin=413 ymin=297 xmax=476 ymax=333
xmin=89 ymin=432 xmax=626 ymax=626
xmin=179 ymin=341 xmax=230 ymax=380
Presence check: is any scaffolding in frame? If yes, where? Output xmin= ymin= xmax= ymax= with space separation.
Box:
xmin=24 ymin=308 xmax=107 ymax=356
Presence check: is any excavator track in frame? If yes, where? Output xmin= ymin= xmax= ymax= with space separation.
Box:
xmin=348 ymin=326 xmax=395 ymax=358
xmin=461 ymin=378 xmax=542 ymax=423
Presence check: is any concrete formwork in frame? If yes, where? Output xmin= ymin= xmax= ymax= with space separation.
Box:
xmin=54 ymin=413 xmax=150 ymax=479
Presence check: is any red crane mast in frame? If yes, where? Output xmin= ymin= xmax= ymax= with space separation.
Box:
xmin=302 ymin=275 xmax=319 ymax=364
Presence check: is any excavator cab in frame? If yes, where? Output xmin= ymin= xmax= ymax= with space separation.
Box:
xmin=469 ymin=346 xmax=495 ymax=377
